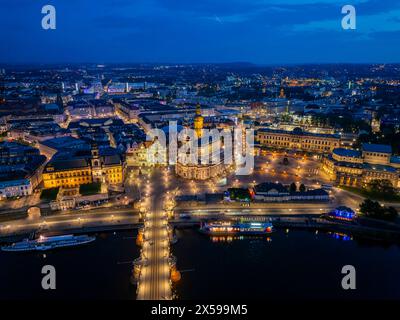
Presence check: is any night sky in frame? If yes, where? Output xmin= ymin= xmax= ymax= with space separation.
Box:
xmin=1 ymin=0 xmax=400 ymax=64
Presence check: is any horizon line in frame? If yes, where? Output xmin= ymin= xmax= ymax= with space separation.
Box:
xmin=1 ymin=61 xmax=400 ymax=68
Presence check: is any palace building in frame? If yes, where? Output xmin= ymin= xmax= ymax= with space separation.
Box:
xmin=256 ymin=127 xmax=340 ymax=153
xmin=42 ymin=145 xmax=124 ymax=189
xmin=322 ymin=143 xmax=400 ymax=188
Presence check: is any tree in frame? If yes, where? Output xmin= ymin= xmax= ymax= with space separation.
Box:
xmin=359 ymin=199 xmax=398 ymax=222
xmin=367 ymin=179 xmax=396 ymax=195
xmin=299 ymin=184 xmax=306 ymax=193
xmin=283 ymin=157 xmax=289 ymax=166
xmin=359 ymin=199 xmax=382 ymax=216
xmin=289 ymin=182 xmax=297 ymax=193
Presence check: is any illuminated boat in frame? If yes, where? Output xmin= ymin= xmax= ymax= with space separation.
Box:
xmin=200 ymin=221 xmax=273 ymax=235
xmin=1 ymin=234 xmax=96 ymax=252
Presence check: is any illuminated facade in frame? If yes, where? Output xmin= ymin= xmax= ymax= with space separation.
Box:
xmin=175 ymin=137 xmax=228 ymax=180
xmin=322 ymin=144 xmax=400 ymax=188
xmin=256 ymin=127 xmax=340 ymax=153
xmin=126 ymin=140 xmax=168 ymax=167
xmin=175 ymin=158 xmax=226 ymax=180
xmin=43 ymin=146 xmax=123 ymax=188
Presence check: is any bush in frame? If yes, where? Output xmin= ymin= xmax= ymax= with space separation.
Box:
xmin=79 ymin=182 xmax=101 ymax=196
xmin=227 ymin=188 xmax=251 ymax=201
xmin=40 ymin=187 xmax=59 ymax=201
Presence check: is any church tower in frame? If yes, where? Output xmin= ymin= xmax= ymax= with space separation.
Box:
xmin=90 ymin=144 xmax=102 ymax=183
xmin=194 ymin=103 xmax=204 ymax=138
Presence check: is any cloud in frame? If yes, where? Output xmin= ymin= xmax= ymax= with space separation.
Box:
xmin=291 ymin=8 xmax=400 ymax=34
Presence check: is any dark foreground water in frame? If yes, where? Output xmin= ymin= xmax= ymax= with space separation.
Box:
xmin=0 ymin=231 xmax=139 ymax=299
xmin=173 ymin=228 xmax=400 ymax=300
xmin=1 ymin=228 xmax=400 ymax=299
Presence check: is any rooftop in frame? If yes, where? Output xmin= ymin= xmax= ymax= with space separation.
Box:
xmin=391 ymin=156 xmax=400 ymax=164
xmin=333 ymin=148 xmax=361 ymax=158
xmin=257 ymin=127 xmax=340 ymax=139
xmin=41 ymin=137 xmax=90 ymax=151
xmin=363 ymin=163 xmax=397 ymax=173
xmin=362 ymin=143 xmax=392 ymax=154
xmin=254 ymin=182 xmax=289 ymax=194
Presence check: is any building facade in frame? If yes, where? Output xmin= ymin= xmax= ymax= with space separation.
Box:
xmin=0 ymin=142 xmax=46 ymax=199
xmin=42 ymin=146 xmax=123 ymax=189
xmin=256 ymin=127 xmax=340 ymax=153
xmin=322 ymin=144 xmax=400 ymax=188
xmin=252 ymin=182 xmax=329 ymax=202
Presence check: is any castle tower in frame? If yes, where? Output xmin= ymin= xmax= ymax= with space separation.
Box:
xmin=194 ymin=103 xmax=204 ymax=138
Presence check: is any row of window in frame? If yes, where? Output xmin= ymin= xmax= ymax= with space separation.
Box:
xmin=260 ymin=136 xmax=337 ymax=146
xmin=364 ymin=152 xmax=389 ymax=158
xmin=47 ymin=171 xmax=91 ymax=179
xmin=261 ymin=140 xmax=333 ymax=150
xmin=48 ymin=177 xmax=92 ymax=185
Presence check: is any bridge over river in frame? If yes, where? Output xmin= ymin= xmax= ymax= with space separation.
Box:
xmin=135 ymin=168 xmax=176 ymax=300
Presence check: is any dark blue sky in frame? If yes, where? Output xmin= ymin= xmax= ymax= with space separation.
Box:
xmin=1 ymin=0 xmax=400 ymax=64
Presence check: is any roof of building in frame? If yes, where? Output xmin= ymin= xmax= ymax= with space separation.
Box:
xmin=0 ymin=155 xmax=46 ymax=182
xmin=41 ymin=137 xmax=90 ymax=151
xmin=254 ymin=182 xmax=289 ymax=194
xmin=68 ymin=118 xmax=124 ymax=129
xmin=362 ymin=143 xmax=392 ymax=154
xmin=257 ymin=127 xmax=340 ymax=139
xmin=293 ymin=188 xmax=329 ymax=196
xmin=103 ymin=154 xmax=122 ymax=166
xmin=0 ymin=177 xmax=30 ymax=187
xmin=391 ymin=156 xmax=400 ymax=164
xmin=0 ymin=141 xmax=38 ymax=156
xmin=326 ymin=155 xmax=363 ymax=169
xmin=47 ymin=158 xmax=89 ymax=171
xmin=363 ymin=163 xmax=397 ymax=173
xmin=332 ymin=148 xmax=361 ymax=158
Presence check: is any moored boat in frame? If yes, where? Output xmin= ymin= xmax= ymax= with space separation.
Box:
xmin=1 ymin=234 xmax=96 ymax=252
xmin=200 ymin=221 xmax=273 ymax=236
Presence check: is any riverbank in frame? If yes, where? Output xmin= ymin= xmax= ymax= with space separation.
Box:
xmin=3 ymin=210 xmax=400 ymax=245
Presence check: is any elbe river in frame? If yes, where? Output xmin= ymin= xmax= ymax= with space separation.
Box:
xmin=1 ymin=228 xmax=400 ymax=299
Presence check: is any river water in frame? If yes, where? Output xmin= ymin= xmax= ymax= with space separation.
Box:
xmin=1 ymin=228 xmax=400 ymax=299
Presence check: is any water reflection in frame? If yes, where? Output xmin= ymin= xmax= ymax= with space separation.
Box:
xmin=209 ymin=229 xmax=353 ymax=243
xmin=211 ymin=235 xmax=272 ymax=242
xmin=328 ymin=231 xmax=353 ymax=241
